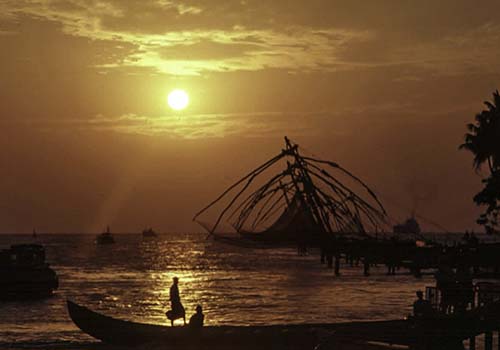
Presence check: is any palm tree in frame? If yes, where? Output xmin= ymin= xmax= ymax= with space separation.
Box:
xmin=459 ymin=90 xmax=500 ymax=173
xmin=460 ymin=90 xmax=500 ymax=232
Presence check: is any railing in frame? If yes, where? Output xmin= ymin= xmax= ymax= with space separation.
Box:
xmin=425 ymin=282 xmax=500 ymax=350
xmin=476 ymin=282 xmax=500 ymax=306
xmin=425 ymin=282 xmax=500 ymax=312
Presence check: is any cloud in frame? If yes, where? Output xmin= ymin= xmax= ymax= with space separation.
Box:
xmin=155 ymin=0 xmax=202 ymax=15
xmin=2 ymin=97 xmax=462 ymax=139
xmin=2 ymin=1 xmax=500 ymax=77
xmin=0 ymin=111 xmax=333 ymax=138
xmin=370 ymin=23 xmax=500 ymax=77
xmin=2 ymin=99 xmax=425 ymax=139
xmin=85 ymin=112 xmax=320 ymax=138
xmin=1 ymin=1 xmax=371 ymax=75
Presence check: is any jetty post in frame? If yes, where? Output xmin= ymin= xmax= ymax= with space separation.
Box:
xmin=485 ymin=331 xmax=493 ymax=350
xmin=469 ymin=336 xmax=476 ymax=350
xmin=472 ymin=282 xmax=500 ymax=350
xmin=469 ymin=287 xmax=477 ymax=350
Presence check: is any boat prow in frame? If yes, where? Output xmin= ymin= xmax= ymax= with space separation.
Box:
xmin=67 ymin=300 xmax=172 ymax=345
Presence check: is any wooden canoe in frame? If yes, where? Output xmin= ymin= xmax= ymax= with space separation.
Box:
xmin=67 ymin=300 xmax=344 ymax=349
xmin=67 ymin=300 xmax=500 ymax=349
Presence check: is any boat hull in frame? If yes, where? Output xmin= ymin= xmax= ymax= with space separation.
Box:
xmin=0 ymin=244 xmax=59 ymax=300
xmin=95 ymin=236 xmax=115 ymax=244
xmin=0 ymin=268 xmax=58 ymax=299
xmin=67 ymin=300 xmax=344 ymax=349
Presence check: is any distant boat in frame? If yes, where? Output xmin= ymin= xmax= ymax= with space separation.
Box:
xmin=0 ymin=244 xmax=59 ymax=299
xmin=393 ymin=216 xmax=421 ymax=235
xmin=142 ymin=227 xmax=158 ymax=238
xmin=96 ymin=226 xmax=115 ymax=245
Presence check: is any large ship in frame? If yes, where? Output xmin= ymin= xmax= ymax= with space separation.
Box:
xmin=0 ymin=244 xmax=59 ymax=299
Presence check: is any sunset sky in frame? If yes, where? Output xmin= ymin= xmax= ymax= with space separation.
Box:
xmin=1 ymin=0 xmax=499 ymax=233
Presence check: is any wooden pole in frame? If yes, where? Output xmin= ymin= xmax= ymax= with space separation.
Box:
xmin=303 ymin=156 xmax=386 ymax=214
xmin=486 ymin=331 xmax=493 ymax=350
xmin=363 ymin=258 xmax=370 ymax=276
xmin=469 ymin=335 xmax=476 ymax=350
xmin=334 ymin=254 xmax=341 ymax=276
xmin=194 ymin=153 xmax=284 ymax=219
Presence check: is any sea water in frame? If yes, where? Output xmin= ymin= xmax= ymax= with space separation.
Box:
xmin=0 ymin=233 xmax=492 ymax=349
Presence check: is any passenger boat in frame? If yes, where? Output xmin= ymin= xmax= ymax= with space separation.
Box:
xmin=96 ymin=226 xmax=115 ymax=244
xmin=0 ymin=244 xmax=59 ymax=299
xmin=67 ymin=300 xmax=500 ymax=349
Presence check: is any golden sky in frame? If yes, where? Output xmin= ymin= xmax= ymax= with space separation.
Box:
xmin=1 ymin=0 xmax=499 ymax=233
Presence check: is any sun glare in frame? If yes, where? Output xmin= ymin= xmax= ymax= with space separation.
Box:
xmin=167 ymin=89 xmax=189 ymax=111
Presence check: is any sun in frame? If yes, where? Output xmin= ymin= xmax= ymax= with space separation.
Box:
xmin=167 ymin=89 xmax=189 ymax=111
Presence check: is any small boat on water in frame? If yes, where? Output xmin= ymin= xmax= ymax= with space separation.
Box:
xmin=142 ymin=227 xmax=158 ymax=238
xmin=96 ymin=226 xmax=115 ymax=245
xmin=67 ymin=300 xmax=500 ymax=349
xmin=0 ymin=244 xmax=59 ymax=299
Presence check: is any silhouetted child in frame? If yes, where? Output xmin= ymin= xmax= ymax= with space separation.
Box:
xmin=189 ymin=305 xmax=204 ymax=328
xmin=413 ymin=290 xmax=433 ymax=319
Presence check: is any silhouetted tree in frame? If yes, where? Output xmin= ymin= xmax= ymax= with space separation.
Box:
xmin=473 ymin=175 xmax=500 ymax=233
xmin=460 ymin=90 xmax=500 ymax=233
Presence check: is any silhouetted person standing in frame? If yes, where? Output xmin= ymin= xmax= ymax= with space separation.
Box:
xmin=170 ymin=277 xmax=180 ymax=303
xmin=166 ymin=277 xmax=185 ymax=326
xmin=189 ymin=305 xmax=204 ymax=329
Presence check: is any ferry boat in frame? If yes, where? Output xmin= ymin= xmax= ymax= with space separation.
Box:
xmin=0 ymin=244 xmax=59 ymax=299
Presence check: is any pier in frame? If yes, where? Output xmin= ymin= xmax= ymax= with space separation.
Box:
xmin=319 ymin=238 xmax=500 ymax=279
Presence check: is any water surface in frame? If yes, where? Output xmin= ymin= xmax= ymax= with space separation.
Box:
xmin=0 ymin=233 xmax=435 ymax=349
